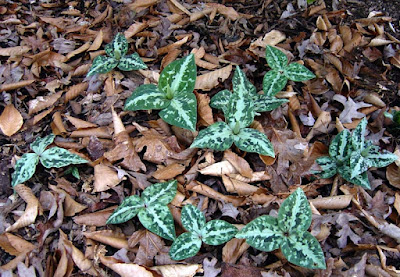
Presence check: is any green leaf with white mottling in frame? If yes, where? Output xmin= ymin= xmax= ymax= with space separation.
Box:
xmin=118 ymin=53 xmax=147 ymax=71
xmin=138 ymin=203 xmax=176 ymax=240
xmin=210 ymin=89 xmax=231 ymax=113
xmin=141 ymin=180 xmax=177 ymax=206
xmin=181 ymin=204 xmax=206 ymax=234
xmin=202 ymin=220 xmax=237 ymax=245
xmin=232 ymin=66 xmax=257 ymax=97
xmin=105 ymin=33 xmax=128 ymax=60
xmin=106 ymin=195 xmax=143 ymax=224
xmin=158 ymin=54 xmax=196 ymax=96
xmin=159 ymin=92 xmax=197 ymax=131
xmin=278 ymin=188 xmax=311 ymax=234
xmin=315 ymin=156 xmax=337 ymax=179
xmin=190 ymin=122 xmax=234 ymax=151
xmin=328 ymin=130 xmax=351 ymax=160
xmin=253 ymin=94 xmax=288 ymax=112
xmin=169 ymin=232 xmax=202 ymax=260
xmin=124 ymin=84 xmax=170 ymax=111
xmin=235 ymin=215 xmax=284 ymax=252
xmin=11 ymin=153 xmax=39 ymax=187
xmin=262 ymin=70 xmax=288 ymax=97
xmin=349 ymin=151 xmax=368 ymax=179
xmin=281 ymin=232 xmax=326 ymax=269
xmin=87 ymin=55 xmax=118 ymax=76
xmin=265 ymin=46 xmax=288 ymax=71
xmin=366 ymin=150 xmax=398 ymax=168
xmin=226 ymin=92 xmax=255 ymax=130
xmin=284 ymin=63 xmax=315 ymax=82
xmin=40 ymin=147 xmax=87 ymax=168
xmin=351 ymin=117 xmax=367 ymax=151
xmin=338 ymin=166 xmax=370 ymax=189
xmin=30 ymin=134 xmax=55 ymax=155
xmin=234 ymin=128 xmax=275 ymax=157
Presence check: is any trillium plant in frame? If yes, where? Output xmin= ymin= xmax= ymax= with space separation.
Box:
xmin=124 ymin=54 xmax=197 ymax=131
xmin=87 ymin=33 xmax=147 ymax=76
xmin=314 ymin=118 xmax=398 ymax=189
xmin=169 ymin=204 xmax=238 ymax=260
xmin=11 ymin=134 xmax=87 ymax=187
xmin=236 ymin=188 xmax=326 ymax=269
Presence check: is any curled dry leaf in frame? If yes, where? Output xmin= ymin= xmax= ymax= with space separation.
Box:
xmin=387 ymin=163 xmax=400 ymax=189
xmin=100 ymin=255 xmax=156 ymax=277
xmin=195 ymin=64 xmax=232 ymax=91
xmin=153 ymin=163 xmax=186 ymax=180
xmin=310 ymin=195 xmax=353 ymax=210
xmin=187 ymin=181 xmax=245 ymax=206
xmin=0 ymin=233 xmax=35 ymax=256
xmin=222 ymin=238 xmax=249 ymax=264
xmin=28 ymin=91 xmax=63 ymax=115
xmin=65 ymin=114 xmax=97 ymax=129
xmin=151 ymin=264 xmax=203 ymax=277
xmin=249 ymin=30 xmax=286 ymax=57
xmin=0 ymin=45 xmax=30 ymax=57
xmin=0 ymin=104 xmax=23 ymax=137
xmin=64 ymin=82 xmax=88 ymax=103
xmin=73 ymin=206 xmax=116 ymax=226
xmin=222 ymin=175 xmax=259 ymax=196
xmin=0 ymin=79 xmax=35 ymax=92
xmin=87 ymin=29 xmax=103 ymax=52
xmin=199 ymin=160 xmax=238 ymax=176
xmin=224 ymin=150 xmax=253 ymax=179
xmin=53 ymin=242 xmax=70 ymax=277
xmin=49 ymin=185 xmax=87 ymax=216
xmin=93 ymin=164 xmax=122 ymax=192
xmin=195 ymin=92 xmax=214 ymax=127
xmin=84 ymin=230 xmax=129 ymax=250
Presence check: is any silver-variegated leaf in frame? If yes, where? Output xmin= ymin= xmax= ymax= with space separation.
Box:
xmin=124 ymin=84 xmax=170 ymax=111
xmin=351 ymin=117 xmax=367 ymax=151
xmin=30 ymin=134 xmax=55 ymax=155
xmin=338 ymin=166 xmax=370 ymax=189
xmin=105 ymin=33 xmax=128 ymax=60
xmin=233 ymin=128 xmax=275 ymax=157
xmin=253 ymin=95 xmax=288 ymax=112
xmin=118 ymin=53 xmax=147 ymax=71
xmin=349 ymin=151 xmax=368 ymax=179
xmin=262 ymin=70 xmax=288 ymax=97
xmin=159 ymin=92 xmax=197 ymax=131
xmin=138 ymin=203 xmax=176 ymax=241
xmin=87 ymin=55 xmax=118 ymax=76
xmin=11 ymin=153 xmax=39 ymax=187
xmin=235 ymin=215 xmax=284 ymax=252
xmin=315 ymin=156 xmax=337 ymax=179
xmin=106 ymin=195 xmax=143 ymax=224
xmin=210 ymin=89 xmax=231 ymax=113
xmin=265 ymin=46 xmax=288 ymax=71
xmin=226 ymin=92 xmax=255 ymax=130
xmin=232 ymin=67 xmax=257 ymax=97
xmin=181 ymin=204 xmax=206 ymax=234
xmin=190 ymin=122 xmax=234 ymax=151
xmin=278 ymin=188 xmax=311 ymax=234
xmin=169 ymin=232 xmax=202 ymax=260
xmin=281 ymin=231 xmax=326 ymax=269
xmin=40 ymin=147 xmax=87 ymax=168
xmin=141 ymin=180 xmax=177 ymax=206
xmin=366 ymin=150 xmax=398 ymax=168
xmin=202 ymin=220 xmax=237 ymax=245
xmin=328 ymin=130 xmax=351 ymax=160
xmin=284 ymin=63 xmax=315 ymax=82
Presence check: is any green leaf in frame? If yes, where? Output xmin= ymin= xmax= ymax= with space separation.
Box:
xmin=40 ymin=147 xmax=88 ymax=168
xmin=124 ymin=84 xmax=170 ymax=111
xmin=158 ymin=54 xmax=196 ymax=96
xmin=351 ymin=117 xmax=367 ymax=150
xmin=202 ymin=220 xmax=238 ymax=245
xmin=278 ymin=188 xmax=312 ymax=234
xmin=30 ymin=134 xmax=55 ymax=155
xmin=281 ymin=232 xmax=326 ymax=269
xmin=265 ymin=46 xmax=288 ymax=71
xmin=106 ymin=195 xmax=143 ymax=224
xmin=253 ymin=94 xmax=288 ymax=112
xmin=105 ymin=33 xmax=128 ymax=60
xmin=262 ymin=70 xmax=288 ymax=97
xmin=118 ymin=53 xmax=147 ymax=71
xmin=284 ymin=63 xmax=315 ymax=82
xmin=232 ymin=67 xmax=257 ymax=97
xmin=87 ymin=55 xmax=118 ymax=76
xmin=70 ymin=167 xmax=80 ymax=179
xmin=181 ymin=204 xmax=206 ymax=234
xmin=315 ymin=156 xmax=337 ymax=179
xmin=328 ymin=130 xmax=351 ymax=160
xmin=169 ymin=232 xmax=202 ymax=260
xmin=234 ymin=128 xmax=275 ymax=157
xmin=236 ymin=215 xmax=284 ymax=252
xmin=226 ymin=92 xmax=255 ymax=130
xmin=349 ymin=151 xmax=368 ymax=179
xmin=11 ymin=153 xmax=39 ymax=187
xmin=190 ymin=122 xmax=234 ymax=151
xmin=138 ymin=203 xmax=176 ymax=240
xmin=142 ymin=180 xmax=177 ymax=206
xmin=159 ymin=92 xmax=197 ymax=131
xmin=366 ymin=150 xmax=398 ymax=168
xmin=338 ymin=166 xmax=370 ymax=189
xmin=210 ymin=89 xmax=231 ymax=113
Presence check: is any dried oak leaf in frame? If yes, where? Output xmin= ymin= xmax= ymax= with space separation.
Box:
xmin=0 ymin=104 xmax=23 ymax=136
xmin=333 ymin=95 xmax=371 ymax=124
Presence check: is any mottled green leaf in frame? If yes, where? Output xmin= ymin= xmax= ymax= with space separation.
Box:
xmin=159 ymin=92 xmax=197 ymax=131
xmin=106 ymin=195 xmax=143 ymax=224
xmin=138 ymin=203 xmax=176 ymax=240
xmin=141 ymin=180 xmax=177 ymax=206
xmin=281 ymin=231 xmax=326 ymax=269
xmin=265 ymin=46 xmax=288 ymax=71
xmin=11 ymin=153 xmax=39 ymax=187
xmin=118 ymin=53 xmax=147 ymax=71
xmin=232 ymin=67 xmax=257 ymax=97
xmin=169 ymin=232 xmax=202 ymax=260
xmin=40 ymin=147 xmax=87 ymax=168
xmin=105 ymin=33 xmax=128 ymax=60
xmin=278 ymin=188 xmax=312 ymax=234
xmin=181 ymin=204 xmax=206 ymax=234
xmin=315 ymin=156 xmax=337 ymax=179
xmin=338 ymin=166 xmax=370 ymax=189
xmin=262 ymin=70 xmax=288 ymax=97
xmin=190 ymin=122 xmax=234 ymax=151
xmin=30 ymin=134 xmax=55 ymax=155
xmin=124 ymin=84 xmax=169 ymax=111
xmin=328 ymin=130 xmax=351 ymax=160
xmin=210 ymin=89 xmax=231 ymax=113
xmin=253 ymin=94 xmax=288 ymax=112
xmin=366 ymin=150 xmax=398 ymax=168
xmin=351 ymin=117 xmax=367 ymax=150
xmin=202 ymin=220 xmax=237 ymax=245
xmin=226 ymin=92 xmax=255 ymax=130
xmin=236 ymin=215 xmax=284 ymax=252
xmin=234 ymin=128 xmax=275 ymax=157
xmin=284 ymin=63 xmax=315 ymax=82
xmin=349 ymin=151 xmax=368 ymax=179
xmin=87 ymin=55 xmax=118 ymax=76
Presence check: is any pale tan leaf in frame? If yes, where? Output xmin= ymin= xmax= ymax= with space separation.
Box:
xmin=310 ymin=195 xmax=353 ymax=210
xmin=52 ymin=111 xmax=67 ymax=134
xmin=0 ymin=104 xmax=23 ymax=136
xmin=64 ymin=82 xmax=88 ymax=103
xmin=0 ymin=46 xmax=30 ymax=56
xmin=195 ymin=92 xmax=214 ymax=126
xmin=0 ymin=80 xmax=35 ymax=92
xmin=128 ymin=0 xmax=159 ymax=12
xmin=32 ymin=107 xmax=54 ymax=125
xmin=124 ymin=22 xmax=148 ymax=39
xmin=84 ymin=230 xmax=129 ymax=250
xmin=73 ymin=206 xmax=116 ymax=226
xmin=53 ymin=243 xmax=69 ymax=277
xmin=151 ymin=264 xmax=203 ymax=277
xmin=65 ymin=114 xmax=97 ymax=129
xmin=199 ymin=160 xmax=238 ymax=176
xmin=0 ymin=233 xmax=35 ymax=256
xmin=228 ymin=171 xmax=271 ymax=183
xmin=88 ymin=29 xmax=103 ymax=52
xmin=387 ymin=163 xmax=400 ymax=189
xmin=71 ymin=127 xmax=112 ymax=139
xmin=153 ymin=163 xmax=186 ymax=180
xmin=249 ymin=30 xmax=286 ymax=57
xmin=66 ymin=42 xmax=91 ymax=61
xmin=93 ymin=164 xmax=122 ymax=192
xmin=49 ymin=185 xmax=87 ymax=217
xmin=28 ymin=91 xmax=63 ymax=115
xmin=221 ymin=175 xmax=258 ymax=196
xmin=100 ymin=255 xmax=154 ymax=277
xmin=223 ymin=150 xmax=253 ymax=178
xmin=222 ymin=238 xmax=249 ymax=264
xmin=187 ymin=181 xmax=245 ymax=206
xmin=195 ymin=65 xmax=232 ymax=91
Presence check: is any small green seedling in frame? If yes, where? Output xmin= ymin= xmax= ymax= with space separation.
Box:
xmin=107 ymin=180 xmax=177 ymax=241
xmin=11 ymin=134 xmax=87 ymax=187
xmin=236 ymin=188 xmax=326 ymax=269
xmin=124 ymin=54 xmax=197 ymax=131
xmin=314 ymin=118 xmax=398 ymax=189
xmin=87 ymin=33 xmax=147 ymax=76
xmin=169 ymin=204 xmax=237 ymax=260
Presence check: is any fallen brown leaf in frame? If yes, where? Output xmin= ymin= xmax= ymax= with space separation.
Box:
xmin=153 ymin=163 xmax=186 ymax=180
xmin=93 ymin=163 xmax=122 ymax=192
xmin=100 ymin=255 xmax=157 ymax=277
xmin=0 ymin=104 xmax=23 ymax=136
xmin=195 ymin=65 xmax=232 ymax=91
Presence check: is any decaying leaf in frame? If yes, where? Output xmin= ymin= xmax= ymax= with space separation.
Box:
xmin=0 ymin=104 xmax=23 ymax=136
xmin=100 ymin=255 xmax=155 ymax=277
xmin=93 ymin=164 xmax=122 ymax=192
xmin=333 ymin=95 xmax=371 ymax=124
xmin=195 ymin=65 xmax=232 ymax=91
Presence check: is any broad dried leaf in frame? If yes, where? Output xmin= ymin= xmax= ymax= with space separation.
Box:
xmin=93 ymin=164 xmax=121 ymax=192
xmin=224 ymin=150 xmax=253 ymax=179
xmin=153 ymin=163 xmax=186 ymax=180
xmin=151 ymin=264 xmax=203 ymax=277
xmin=65 ymin=115 xmax=97 ymax=129
xmin=0 ymin=104 xmax=23 ymax=136
xmin=0 ymin=46 xmax=30 ymax=57
xmin=100 ymin=255 xmax=154 ymax=277
xmin=222 ymin=238 xmax=249 ymax=264
xmin=28 ymin=91 xmax=63 ymax=115
xmin=199 ymin=160 xmax=238 ymax=176
xmin=195 ymin=92 xmax=214 ymax=126
xmin=64 ymin=82 xmax=88 ymax=103
xmin=74 ymin=207 xmax=115 ymax=226
xmin=83 ymin=230 xmax=129 ymax=250
xmin=333 ymin=95 xmax=371 ymax=124
xmin=0 ymin=233 xmax=35 ymax=256
xmin=195 ymin=65 xmax=232 ymax=91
